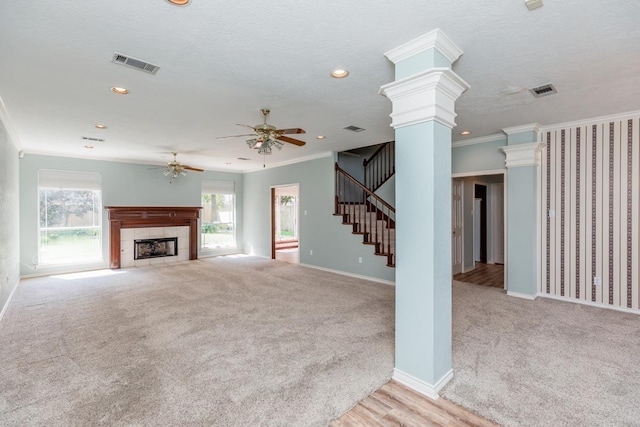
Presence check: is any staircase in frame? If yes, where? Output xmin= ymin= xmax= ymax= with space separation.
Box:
xmin=334 ymin=141 xmax=396 ymax=268
xmin=363 ymin=140 xmax=395 ymax=192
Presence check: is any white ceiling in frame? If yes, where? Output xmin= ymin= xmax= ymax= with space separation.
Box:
xmin=1 ymin=1 xmax=639 ymax=172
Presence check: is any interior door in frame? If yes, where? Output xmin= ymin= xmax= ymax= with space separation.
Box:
xmin=491 ymin=183 xmax=505 ymax=264
xmin=452 ymin=179 xmax=463 ymax=275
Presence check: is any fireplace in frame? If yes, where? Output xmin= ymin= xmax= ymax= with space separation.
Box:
xmin=105 ymin=206 xmax=202 ymax=269
xmin=134 ymin=237 xmax=178 ymax=260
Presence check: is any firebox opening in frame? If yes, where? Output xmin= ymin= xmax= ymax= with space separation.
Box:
xmin=134 ymin=237 xmax=178 ymax=260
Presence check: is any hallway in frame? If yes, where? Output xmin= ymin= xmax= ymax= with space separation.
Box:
xmin=453 ymin=263 xmax=504 ymax=289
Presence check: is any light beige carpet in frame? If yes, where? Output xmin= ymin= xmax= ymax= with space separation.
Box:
xmin=442 ymin=280 xmax=640 ymax=427
xmin=0 ymin=256 xmax=395 ymax=426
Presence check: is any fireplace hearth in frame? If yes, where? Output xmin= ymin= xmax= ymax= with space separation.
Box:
xmin=134 ymin=237 xmax=178 ymax=260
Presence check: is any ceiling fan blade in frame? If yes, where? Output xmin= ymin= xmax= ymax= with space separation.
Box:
xmin=216 ymin=133 xmax=256 ymax=140
xmin=183 ymin=165 xmax=204 ymax=172
xmin=277 ymin=128 xmax=306 ymax=135
xmin=236 ymin=124 xmax=257 ymax=130
xmin=277 ymin=135 xmax=306 ymax=146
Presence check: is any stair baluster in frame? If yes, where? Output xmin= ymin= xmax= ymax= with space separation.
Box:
xmin=334 ymin=163 xmax=395 ymax=268
xmin=363 ymin=140 xmax=395 ymax=192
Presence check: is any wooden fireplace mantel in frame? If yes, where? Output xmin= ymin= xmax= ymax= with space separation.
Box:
xmin=105 ymin=206 xmax=202 ymax=269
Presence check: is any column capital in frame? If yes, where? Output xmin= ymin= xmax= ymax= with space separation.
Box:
xmin=502 ymin=123 xmax=541 ymax=135
xmin=500 ymin=142 xmax=546 ymax=168
xmin=384 ymin=28 xmax=464 ymax=65
xmin=379 ymin=68 xmax=470 ymax=129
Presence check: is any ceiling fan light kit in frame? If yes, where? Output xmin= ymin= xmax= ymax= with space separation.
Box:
xmin=163 ymin=152 xmax=203 ymax=180
xmin=217 ymin=108 xmax=306 ymax=160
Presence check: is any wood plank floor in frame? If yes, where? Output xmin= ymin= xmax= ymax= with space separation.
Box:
xmin=329 ymin=380 xmax=498 ymax=427
xmin=453 ymin=262 xmax=504 ymax=289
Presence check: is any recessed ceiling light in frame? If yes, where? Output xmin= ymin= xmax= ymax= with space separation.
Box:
xmin=110 ymin=86 xmax=129 ymax=95
xmin=84 ymin=145 xmax=94 ymax=149
xmin=94 ymin=124 xmax=107 ymax=129
xmin=316 ymin=135 xmax=326 ymax=140
xmin=331 ymin=69 xmax=349 ymax=78
xmin=167 ymin=0 xmax=189 ymax=4
xmin=460 ymin=131 xmax=472 ymax=136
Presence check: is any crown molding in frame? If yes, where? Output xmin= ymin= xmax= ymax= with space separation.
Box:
xmin=379 ymin=68 xmax=470 ymax=129
xmin=539 ymin=109 xmax=640 ymax=132
xmin=502 ymin=123 xmax=541 ymax=135
xmin=0 ymin=96 xmax=23 ymax=151
xmin=452 ymin=133 xmax=505 ymax=148
xmin=500 ymin=142 xmax=545 ymax=168
xmin=384 ymin=28 xmax=464 ymax=65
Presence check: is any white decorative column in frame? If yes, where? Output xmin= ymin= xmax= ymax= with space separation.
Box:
xmin=501 ymin=124 xmax=545 ymax=298
xmin=379 ymin=29 xmax=470 ymax=399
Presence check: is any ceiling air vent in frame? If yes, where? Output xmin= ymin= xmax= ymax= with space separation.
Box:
xmin=529 ymin=83 xmax=557 ymax=98
xmin=82 ymin=136 xmax=105 ymax=142
xmin=344 ymin=125 xmax=365 ymax=132
xmin=111 ymin=52 xmax=160 ymax=75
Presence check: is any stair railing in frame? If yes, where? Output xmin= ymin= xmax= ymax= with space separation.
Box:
xmin=363 ymin=140 xmax=395 ymax=192
xmin=335 ymin=163 xmax=395 ymax=266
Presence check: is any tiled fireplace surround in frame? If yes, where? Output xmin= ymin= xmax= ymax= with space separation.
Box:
xmin=105 ymin=206 xmax=201 ymax=269
xmin=121 ymin=226 xmax=190 ymax=267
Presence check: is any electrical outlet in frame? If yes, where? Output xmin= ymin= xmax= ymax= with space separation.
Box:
xmin=593 ymin=276 xmax=601 ymax=286
xmin=358 ymin=257 xmax=362 ymax=264
xmin=310 ymin=249 xmax=313 ymax=256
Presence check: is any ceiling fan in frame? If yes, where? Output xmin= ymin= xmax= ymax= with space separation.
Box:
xmin=164 ymin=152 xmax=204 ymax=179
xmin=217 ymin=108 xmax=306 ymax=155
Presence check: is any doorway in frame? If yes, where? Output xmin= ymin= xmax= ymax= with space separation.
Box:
xmin=451 ymin=173 xmax=506 ymax=289
xmin=271 ymin=184 xmax=300 ymax=264
xmin=474 ymin=184 xmax=487 ymax=264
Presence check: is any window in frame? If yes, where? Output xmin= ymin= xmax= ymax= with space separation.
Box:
xmin=275 ymin=194 xmax=298 ymax=241
xmin=38 ymin=170 xmax=102 ymax=265
xmin=201 ymin=180 xmax=235 ymax=250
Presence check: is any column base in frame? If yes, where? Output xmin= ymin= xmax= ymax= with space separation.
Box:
xmin=506 ymin=290 xmax=538 ymax=300
xmin=392 ymin=368 xmax=454 ymax=400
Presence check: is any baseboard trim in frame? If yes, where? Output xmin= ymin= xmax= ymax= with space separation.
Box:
xmin=537 ymin=292 xmax=640 ymax=315
xmin=392 ymin=368 xmax=453 ymax=400
xmin=507 ymin=290 xmax=537 ymax=300
xmin=298 ymin=263 xmax=395 ymax=286
xmin=0 ymin=277 xmax=20 ymax=324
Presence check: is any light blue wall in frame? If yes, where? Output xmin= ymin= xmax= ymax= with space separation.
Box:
xmin=395 ymin=49 xmax=450 ymax=80
xmin=507 ymin=130 xmax=537 ymax=145
xmin=243 ymin=155 xmax=395 ymax=282
xmin=19 ymin=154 xmax=243 ymax=276
xmin=0 ymin=117 xmax=20 ymax=315
xmin=375 ymin=175 xmax=395 ymax=207
xmin=452 ymin=138 xmax=506 ymax=174
xmin=337 ymin=152 xmax=365 ymax=183
xmin=395 ymin=121 xmax=452 ymax=384
xmin=506 ymin=167 xmax=538 ymax=294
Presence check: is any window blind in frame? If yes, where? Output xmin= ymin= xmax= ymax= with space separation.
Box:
xmin=38 ymin=169 xmax=102 ymax=191
xmin=202 ymin=180 xmax=235 ymax=195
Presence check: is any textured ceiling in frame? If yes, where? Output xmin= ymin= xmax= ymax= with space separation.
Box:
xmin=1 ymin=1 xmax=639 ymax=172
